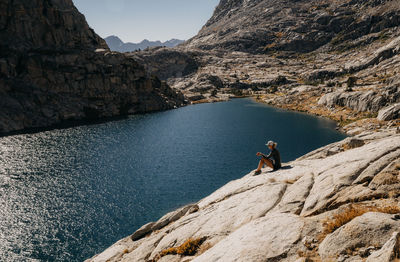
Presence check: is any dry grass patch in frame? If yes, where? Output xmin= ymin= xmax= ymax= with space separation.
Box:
xmin=373 ymin=171 xmax=400 ymax=186
xmin=284 ymin=179 xmax=297 ymax=184
xmin=156 ymin=237 xmax=206 ymax=260
xmin=297 ymin=250 xmax=335 ymax=262
xmin=264 ymin=43 xmax=277 ymax=51
xmin=320 ymin=204 xmax=400 ymax=241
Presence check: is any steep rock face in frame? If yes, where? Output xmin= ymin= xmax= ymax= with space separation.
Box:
xmin=0 ymin=0 xmax=108 ymax=51
xmin=184 ymin=0 xmax=400 ymax=54
xmin=129 ymin=48 xmax=199 ymax=81
xmin=0 ymin=0 xmax=185 ymax=135
xmin=87 ymin=129 xmax=400 ymax=262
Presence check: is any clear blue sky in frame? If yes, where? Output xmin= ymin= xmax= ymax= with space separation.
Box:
xmin=72 ymin=0 xmax=219 ymax=43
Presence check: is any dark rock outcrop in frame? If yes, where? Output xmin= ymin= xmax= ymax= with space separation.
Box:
xmin=0 ymin=0 xmax=185 ymax=135
xmin=128 ymin=47 xmax=199 ymax=80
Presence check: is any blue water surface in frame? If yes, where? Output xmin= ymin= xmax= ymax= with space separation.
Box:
xmin=0 ymin=98 xmax=346 ymax=261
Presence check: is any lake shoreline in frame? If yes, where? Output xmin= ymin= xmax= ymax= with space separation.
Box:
xmin=1 ymin=93 xmax=344 ymax=138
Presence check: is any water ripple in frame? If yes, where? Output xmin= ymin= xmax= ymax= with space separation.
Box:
xmin=0 ymin=98 xmax=346 ymax=261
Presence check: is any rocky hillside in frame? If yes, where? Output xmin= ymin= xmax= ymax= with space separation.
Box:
xmin=184 ymin=0 xmax=400 ymax=54
xmin=132 ymin=0 xmax=400 ymax=122
xmin=0 ymin=0 xmax=185 ymax=135
xmin=87 ymin=127 xmax=400 ymax=262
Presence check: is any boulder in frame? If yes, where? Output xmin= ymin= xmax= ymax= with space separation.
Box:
xmin=378 ymin=103 xmax=400 ymax=121
xmin=131 ymin=204 xmax=196 ymax=241
xmin=366 ymin=232 xmax=400 ymax=262
xmin=319 ymin=212 xmax=400 ymax=260
xmin=318 ymin=90 xmax=387 ymax=112
xmin=344 ymin=138 xmax=365 ymax=149
xmin=130 ymin=222 xmax=156 ymax=241
xmin=151 ymin=204 xmax=196 ymax=231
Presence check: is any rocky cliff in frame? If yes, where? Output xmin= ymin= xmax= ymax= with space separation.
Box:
xmin=0 ymin=0 xmax=185 ymax=135
xmin=87 ymin=127 xmax=400 ymax=262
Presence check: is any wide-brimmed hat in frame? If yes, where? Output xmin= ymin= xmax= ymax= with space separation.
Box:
xmin=266 ymin=140 xmax=277 ymax=147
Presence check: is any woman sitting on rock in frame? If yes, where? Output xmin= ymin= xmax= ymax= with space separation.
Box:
xmin=254 ymin=140 xmax=281 ymax=175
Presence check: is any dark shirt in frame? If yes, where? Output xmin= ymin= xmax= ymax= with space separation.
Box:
xmin=267 ymin=148 xmax=281 ymax=169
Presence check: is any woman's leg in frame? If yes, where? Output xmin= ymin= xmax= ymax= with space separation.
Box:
xmin=256 ymin=157 xmax=274 ymax=171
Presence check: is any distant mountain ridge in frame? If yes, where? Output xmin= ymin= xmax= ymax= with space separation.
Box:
xmin=105 ymin=35 xmax=184 ymax=52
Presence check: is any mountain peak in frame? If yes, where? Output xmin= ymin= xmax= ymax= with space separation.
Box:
xmin=104 ymin=36 xmax=185 ymax=52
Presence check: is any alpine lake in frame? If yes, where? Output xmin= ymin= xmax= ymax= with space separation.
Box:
xmin=0 ymin=98 xmax=347 ymax=261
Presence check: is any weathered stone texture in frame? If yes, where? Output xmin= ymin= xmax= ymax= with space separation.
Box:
xmin=0 ymin=0 xmax=186 ymax=135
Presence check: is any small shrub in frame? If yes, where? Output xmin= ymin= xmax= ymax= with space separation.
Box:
xmin=268 ymin=86 xmax=278 ymax=94
xmin=326 ymin=81 xmax=335 ymax=87
xmin=345 ymin=86 xmax=353 ymax=92
xmin=346 ymin=76 xmax=357 ymax=88
xmin=231 ymin=89 xmax=243 ymax=97
xmin=304 ymin=80 xmax=321 ymax=86
xmin=320 ymin=204 xmax=400 ymax=240
xmin=177 ymin=238 xmax=205 ymax=255
xmin=159 ymin=237 xmax=206 ymax=259
xmin=264 ymin=43 xmax=277 ymax=51
xmin=378 ymin=31 xmax=390 ymax=41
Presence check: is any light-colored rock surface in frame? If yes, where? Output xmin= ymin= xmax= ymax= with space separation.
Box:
xmin=378 ymin=103 xmax=400 ymax=121
xmin=193 ymin=213 xmax=304 ymax=262
xmin=87 ymin=129 xmax=400 ymax=262
xmin=318 ymin=90 xmax=387 ymax=112
xmin=319 ymin=212 xmax=400 ymax=260
xmin=366 ymin=232 xmax=400 ymax=262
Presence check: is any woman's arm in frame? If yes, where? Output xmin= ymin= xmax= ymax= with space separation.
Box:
xmin=257 ymin=152 xmax=269 ymax=158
